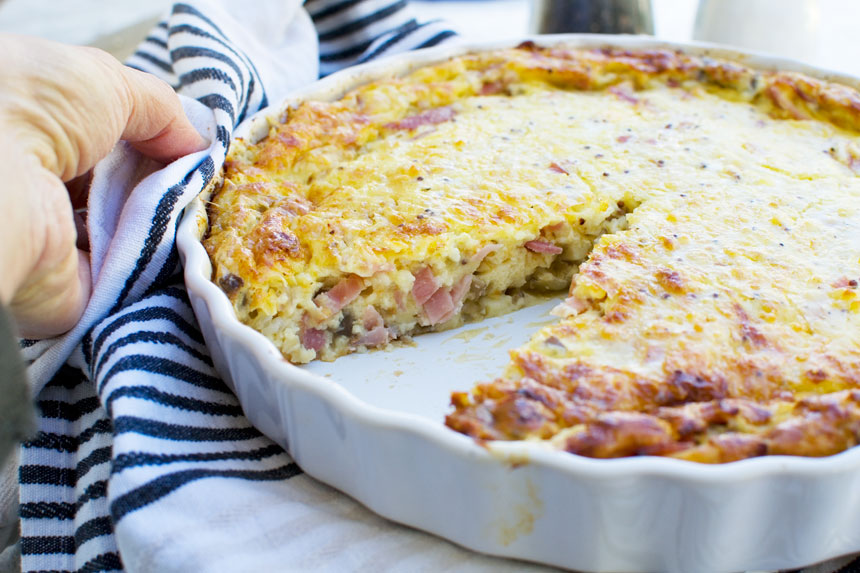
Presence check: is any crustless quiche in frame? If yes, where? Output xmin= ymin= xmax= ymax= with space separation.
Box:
xmin=204 ymin=44 xmax=860 ymax=462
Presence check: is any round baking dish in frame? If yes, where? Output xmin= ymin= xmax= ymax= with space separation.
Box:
xmin=177 ymin=35 xmax=860 ymax=572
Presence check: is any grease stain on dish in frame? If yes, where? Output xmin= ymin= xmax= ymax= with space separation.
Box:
xmin=496 ymin=478 xmax=543 ymax=547
xmin=454 ymin=352 xmax=495 ymax=364
xmin=525 ymin=318 xmax=556 ymax=329
xmin=444 ymin=327 xmax=489 ymax=344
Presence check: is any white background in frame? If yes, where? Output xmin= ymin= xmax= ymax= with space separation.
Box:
xmin=0 ymin=0 xmax=857 ymax=76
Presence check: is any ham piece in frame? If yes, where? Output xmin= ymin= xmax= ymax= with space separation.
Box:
xmin=362 ymin=305 xmax=385 ymax=330
xmin=470 ymin=244 xmax=500 ymax=266
xmin=423 ymin=287 xmax=455 ymax=325
xmin=386 ymin=106 xmax=456 ymax=131
xmin=315 ymin=275 xmax=364 ymax=314
xmin=609 ymin=85 xmax=638 ymax=104
xmin=357 ymin=326 xmax=389 ymax=347
xmin=552 ymin=296 xmax=589 ymax=318
xmin=412 ymin=267 xmax=440 ymax=305
xmin=354 ymin=305 xmax=390 ymax=347
xmin=549 ymin=162 xmax=569 ymax=175
xmin=412 ymin=261 xmax=481 ymax=326
xmin=299 ymin=313 xmax=328 ymax=351
xmin=300 ymin=328 xmax=327 ymax=351
xmin=525 ymin=239 xmax=563 ymax=254
xmin=832 ymin=276 xmax=858 ymax=288
xmin=480 ymin=81 xmax=505 ymax=95
xmin=449 ymin=274 xmax=473 ymax=307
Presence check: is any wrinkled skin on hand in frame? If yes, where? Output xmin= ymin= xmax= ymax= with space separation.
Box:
xmin=0 ymin=34 xmax=208 ymax=338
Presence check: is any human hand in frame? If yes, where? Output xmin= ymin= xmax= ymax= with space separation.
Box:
xmin=0 ymin=34 xmax=208 ymax=338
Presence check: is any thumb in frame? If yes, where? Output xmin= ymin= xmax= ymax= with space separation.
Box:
xmin=11 ymin=248 xmax=91 ymax=340
xmin=119 ymin=66 xmax=209 ymax=162
xmin=2 ymin=153 xmax=92 ymax=339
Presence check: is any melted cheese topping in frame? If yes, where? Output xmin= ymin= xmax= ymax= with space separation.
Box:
xmin=206 ymin=46 xmax=860 ymax=461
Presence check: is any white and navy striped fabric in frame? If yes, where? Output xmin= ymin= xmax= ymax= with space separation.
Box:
xmin=311 ymin=0 xmax=455 ymax=76
xmin=12 ymin=2 xmax=468 ymax=571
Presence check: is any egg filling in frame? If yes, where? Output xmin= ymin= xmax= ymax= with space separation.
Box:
xmin=206 ymin=45 xmax=860 ymax=461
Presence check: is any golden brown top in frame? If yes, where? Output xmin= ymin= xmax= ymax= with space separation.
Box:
xmin=444 ymin=46 xmax=860 ymax=462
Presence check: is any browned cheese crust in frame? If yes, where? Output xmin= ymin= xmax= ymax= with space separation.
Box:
xmin=206 ymin=44 xmax=860 ymax=462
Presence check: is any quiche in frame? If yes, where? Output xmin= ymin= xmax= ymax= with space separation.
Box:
xmin=204 ymin=43 xmax=860 ymax=462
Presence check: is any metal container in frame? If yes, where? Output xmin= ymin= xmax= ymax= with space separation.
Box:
xmin=530 ymin=0 xmax=654 ymax=35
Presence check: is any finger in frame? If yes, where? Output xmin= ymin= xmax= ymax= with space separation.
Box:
xmin=10 ymin=249 xmax=91 ymax=339
xmin=3 ymin=153 xmax=90 ymax=338
xmin=118 ymin=66 xmax=209 ymax=162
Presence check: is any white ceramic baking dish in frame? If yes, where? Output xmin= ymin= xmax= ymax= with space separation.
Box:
xmin=176 ymin=35 xmax=860 ymax=572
